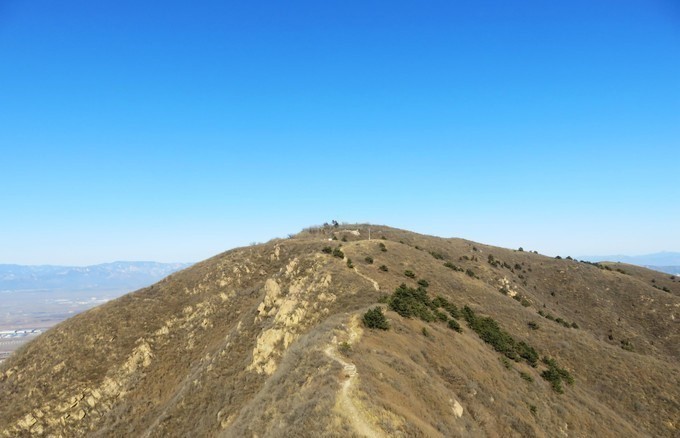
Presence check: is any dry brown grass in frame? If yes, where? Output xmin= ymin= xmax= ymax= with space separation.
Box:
xmin=1 ymin=224 xmax=678 ymax=437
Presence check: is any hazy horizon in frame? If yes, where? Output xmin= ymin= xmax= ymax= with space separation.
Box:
xmin=2 ymin=1 xmax=678 ymax=265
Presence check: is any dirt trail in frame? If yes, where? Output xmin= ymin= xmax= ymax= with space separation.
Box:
xmin=352 ymin=267 xmax=380 ymax=291
xmin=324 ymin=316 xmax=385 ymax=438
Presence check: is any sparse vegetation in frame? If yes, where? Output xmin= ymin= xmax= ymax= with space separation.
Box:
xmin=520 ymin=371 xmax=534 ymax=383
xmin=465 ymin=269 xmax=477 ymax=278
xmin=379 ymin=242 xmax=387 ymax=252
xmin=338 ymin=342 xmax=351 ymax=355
xmin=528 ymin=321 xmax=539 ymax=330
xmin=379 ymin=264 xmax=389 ymax=272
xmin=322 ymin=246 xmax=332 ymax=254
xmin=620 ymin=339 xmax=634 ymax=351
xmin=404 ymin=270 xmax=416 ymax=279
xmin=332 ymin=248 xmax=344 ymax=259
xmin=346 ymin=258 xmax=354 ymax=268
xmin=541 ymin=357 xmax=574 ymax=393
xmin=429 ymin=251 xmax=445 ymax=260
xmin=364 ymin=256 xmax=374 ymax=264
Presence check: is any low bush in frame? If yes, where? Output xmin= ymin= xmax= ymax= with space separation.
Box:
xmin=417 ymin=279 xmax=429 ymax=287
xmin=520 ymin=371 xmax=534 ymax=383
xmin=332 ymin=248 xmax=345 ymax=259
xmin=462 ymin=306 xmax=538 ymax=366
xmin=346 ymin=258 xmax=354 ymax=268
xmin=447 ymin=318 xmax=462 ymax=333
xmin=379 ymin=265 xmax=389 ymax=272
xmin=404 ymin=270 xmax=416 ymax=279
xmin=379 ymin=242 xmax=387 ymax=252
xmin=444 ymin=262 xmax=464 ymax=272
xmin=322 ymin=246 xmax=332 ymax=254
xmin=364 ymin=256 xmax=374 ymax=264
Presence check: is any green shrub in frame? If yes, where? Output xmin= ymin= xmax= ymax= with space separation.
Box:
xmin=332 ymin=248 xmax=345 ymax=258
xmin=379 ymin=242 xmax=387 ymax=252
xmin=363 ymin=307 xmax=389 ymax=330
xmin=404 ymin=270 xmax=416 ymax=278
xmin=541 ymin=357 xmax=574 ymax=393
xmin=529 ymin=405 xmax=537 ymax=415
xmin=379 ymin=265 xmax=389 ymax=272
xmin=447 ymin=319 xmax=462 ymax=333
xmin=620 ymin=339 xmax=634 ymax=351
xmin=528 ymin=321 xmax=539 ymax=330
xmin=444 ymin=262 xmax=464 ymax=272
xmin=520 ymin=371 xmax=534 ymax=382
xmin=421 ymin=327 xmax=430 ymax=337
xmin=571 ymin=322 xmax=579 ymax=329
xmin=339 ymin=342 xmax=351 ymax=355
xmin=388 ymin=284 xmax=435 ymax=322
xmin=434 ymin=310 xmax=448 ymax=322
xmin=462 ymin=306 xmax=539 ymax=367
xmin=322 ymin=246 xmax=332 ymax=254
xmin=465 ymin=269 xmax=477 ymax=278
xmin=346 ymin=258 xmax=354 ymax=268
xmin=341 ymin=236 xmax=348 ymax=242
xmin=432 ymin=296 xmax=460 ymax=318
xmin=429 ymin=251 xmax=445 ymax=260
xmin=417 ymin=279 xmax=429 ymax=287
xmin=365 ymin=256 xmax=374 ymax=264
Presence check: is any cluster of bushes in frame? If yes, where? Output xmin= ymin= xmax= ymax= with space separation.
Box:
xmin=368 ymin=286 xmax=574 ymax=394
xmin=540 ymin=357 xmax=574 ymax=393
xmin=459 ymin=255 xmax=479 ymax=262
xmin=461 ymin=306 xmax=539 ymax=367
xmin=404 ymin=270 xmax=416 ymax=279
xmin=383 ymin=283 xmax=463 ymax=333
xmin=652 ymin=284 xmax=671 ymax=293
xmin=488 ymin=254 xmax=524 ymax=273
xmin=465 ymin=269 xmax=478 ymax=279
xmin=322 ymin=246 xmax=345 ymax=259
xmin=537 ymin=310 xmax=579 ymax=329
xmin=444 ymin=262 xmax=464 ymax=272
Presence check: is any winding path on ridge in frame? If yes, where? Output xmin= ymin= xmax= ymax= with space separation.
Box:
xmin=323 ymin=316 xmax=385 ymax=438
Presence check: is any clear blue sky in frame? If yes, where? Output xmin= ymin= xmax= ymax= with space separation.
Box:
xmin=1 ymin=1 xmax=679 ymax=265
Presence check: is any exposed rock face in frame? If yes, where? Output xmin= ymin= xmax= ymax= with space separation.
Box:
xmin=1 ymin=225 xmax=679 ymax=437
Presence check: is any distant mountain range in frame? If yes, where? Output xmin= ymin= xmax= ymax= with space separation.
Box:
xmin=578 ymin=252 xmax=680 ymax=275
xmin=0 ymin=262 xmax=192 ymax=292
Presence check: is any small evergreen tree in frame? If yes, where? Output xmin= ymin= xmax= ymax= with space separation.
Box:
xmin=363 ymin=307 xmax=389 ymax=330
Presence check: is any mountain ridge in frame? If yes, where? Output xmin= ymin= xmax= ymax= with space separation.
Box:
xmin=1 ymin=224 xmax=678 ymax=437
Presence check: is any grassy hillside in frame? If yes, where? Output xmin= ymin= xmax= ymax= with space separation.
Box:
xmin=1 ymin=224 xmax=678 ymax=437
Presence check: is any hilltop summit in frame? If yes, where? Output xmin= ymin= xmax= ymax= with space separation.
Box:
xmin=1 ymin=224 xmax=678 ymax=437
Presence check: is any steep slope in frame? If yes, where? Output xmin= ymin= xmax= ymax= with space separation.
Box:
xmin=1 ymin=225 xmax=678 ymax=437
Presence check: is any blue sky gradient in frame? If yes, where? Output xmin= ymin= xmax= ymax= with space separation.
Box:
xmin=1 ymin=1 xmax=679 ymax=264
